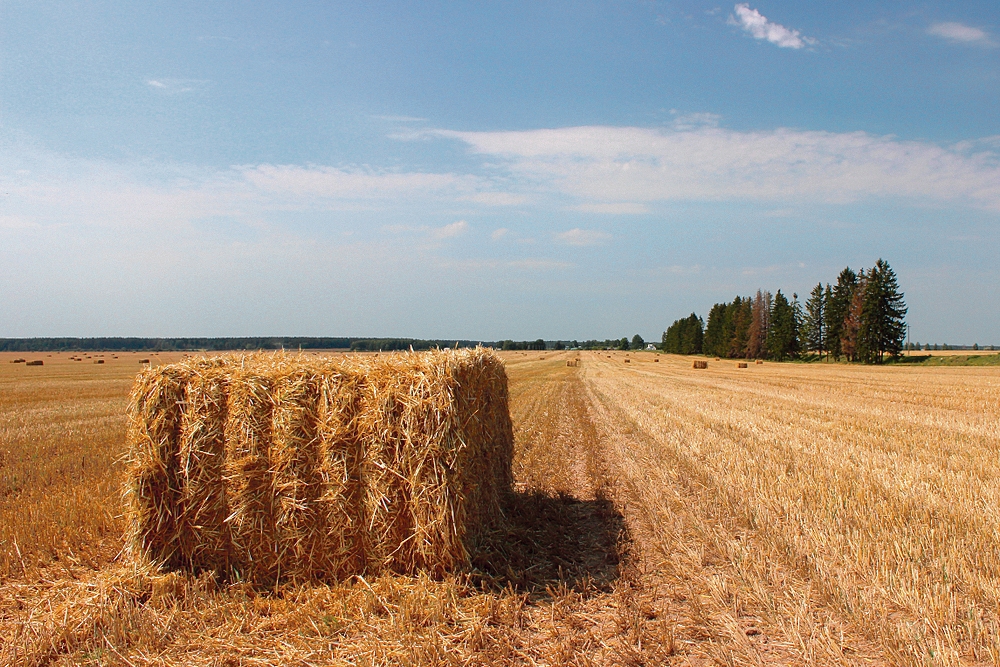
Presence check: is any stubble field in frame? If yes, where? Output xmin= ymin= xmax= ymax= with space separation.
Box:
xmin=1 ymin=350 xmax=999 ymax=665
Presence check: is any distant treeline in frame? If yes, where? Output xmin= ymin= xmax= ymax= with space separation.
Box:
xmin=662 ymin=259 xmax=908 ymax=364
xmin=0 ymin=337 xmax=486 ymax=352
xmin=0 ymin=336 xmax=660 ymax=353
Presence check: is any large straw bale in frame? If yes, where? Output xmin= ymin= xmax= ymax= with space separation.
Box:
xmin=223 ymin=364 xmax=279 ymax=584
xmin=314 ymin=369 xmax=366 ymax=579
xmin=355 ymin=349 xmax=513 ymax=576
xmin=123 ymin=348 xmax=512 ymax=584
xmin=176 ymin=364 xmax=230 ymax=572
xmin=124 ymin=366 xmax=189 ymax=568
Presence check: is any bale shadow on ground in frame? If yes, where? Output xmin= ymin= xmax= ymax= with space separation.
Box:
xmin=470 ymin=490 xmax=628 ymax=598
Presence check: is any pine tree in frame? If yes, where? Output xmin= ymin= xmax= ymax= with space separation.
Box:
xmin=730 ymin=297 xmax=753 ymax=358
xmin=825 ymin=267 xmax=857 ymax=360
xmin=858 ymin=259 xmax=907 ymax=363
xmin=721 ymin=298 xmax=740 ymax=358
xmin=766 ymin=290 xmax=798 ymax=361
xmin=841 ymin=271 xmax=866 ymax=362
xmin=683 ymin=314 xmax=704 ymax=354
xmin=802 ymin=283 xmax=826 ymax=358
xmin=661 ymin=315 xmax=703 ymax=354
xmin=744 ymin=290 xmax=771 ymax=360
xmin=822 ymin=284 xmax=833 ymax=359
xmin=703 ymin=303 xmax=728 ymax=357
xmin=857 ymin=267 xmax=879 ymax=364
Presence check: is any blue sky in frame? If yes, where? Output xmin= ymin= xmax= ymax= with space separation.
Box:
xmin=1 ymin=1 xmax=998 ymax=343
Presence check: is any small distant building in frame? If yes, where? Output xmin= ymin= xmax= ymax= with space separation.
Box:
xmin=646 ymin=343 xmax=657 ymax=351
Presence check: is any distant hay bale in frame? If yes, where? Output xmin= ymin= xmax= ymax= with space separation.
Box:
xmin=95 ymin=360 xmax=105 ymax=364
xmin=693 ymin=360 xmax=708 ymax=369
xmin=654 ymin=358 xmax=659 ymax=362
xmin=756 ymin=360 xmax=763 ymax=365
xmin=25 ymin=360 xmax=43 ymax=366
xmin=624 ymin=359 xmax=631 ymax=363
xmin=737 ymin=362 xmax=748 ymax=368
xmin=124 ymin=348 xmax=513 ymax=585
xmin=139 ymin=359 xmax=150 ymax=364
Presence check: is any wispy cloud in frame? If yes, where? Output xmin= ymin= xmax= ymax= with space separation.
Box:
xmin=443 ymin=125 xmax=1000 ymax=211
xmin=730 ymin=4 xmax=814 ymax=49
xmin=432 ymin=220 xmax=468 ymax=239
xmin=241 ymin=164 xmax=474 ymax=203
xmin=145 ymin=78 xmax=208 ymax=93
xmin=491 ymin=228 xmax=509 ymax=240
xmin=670 ymin=112 xmax=721 ymax=130
xmin=555 ymin=228 xmax=612 ymax=246
xmin=927 ymin=22 xmax=996 ymax=46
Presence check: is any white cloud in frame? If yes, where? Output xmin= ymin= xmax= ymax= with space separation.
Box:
xmin=442 ymin=125 xmax=1000 ymax=211
xmin=573 ymin=202 xmax=648 ymax=214
xmin=671 ymin=112 xmax=722 ymax=130
xmin=927 ymin=22 xmax=995 ymax=46
xmin=432 ymin=219 xmax=468 ymax=239
xmin=731 ymin=4 xmax=813 ymax=49
xmin=555 ymin=228 xmax=612 ymax=246
xmin=241 ymin=164 xmax=472 ymax=202
xmin=145 ymin=78 xmax=206 ymax=93
xmin=491 ymin=227 xmax=509 ymax=240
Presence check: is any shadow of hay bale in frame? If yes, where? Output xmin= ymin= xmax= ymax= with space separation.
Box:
xmin=470 ymin=490 xmax=627 ymax=597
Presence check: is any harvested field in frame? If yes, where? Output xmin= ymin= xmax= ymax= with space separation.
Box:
xmin=2 ymin=350 xmax=1000 ymax=664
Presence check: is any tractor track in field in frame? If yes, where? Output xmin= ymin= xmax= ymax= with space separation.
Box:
xmin=502 ymin=353 xmax=887 ymax=665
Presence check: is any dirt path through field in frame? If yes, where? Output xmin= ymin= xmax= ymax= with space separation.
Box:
xmin=502 ymin=353 xmax=890 ymax=665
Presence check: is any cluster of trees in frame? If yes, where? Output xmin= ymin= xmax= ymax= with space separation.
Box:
xmin=576 ymin=335 xmax=648 ymax=350
xmin=497 ymin=339 xmax=548 ymax=351
xmin=661 ymin=259 xmax=908 ymax=364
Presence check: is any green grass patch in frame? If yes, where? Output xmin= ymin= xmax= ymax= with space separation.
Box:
xmin=891 ymin=354 xmax=1000 ymax=366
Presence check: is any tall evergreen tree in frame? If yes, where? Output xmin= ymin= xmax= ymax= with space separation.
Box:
xmin=683 ymin=314 xmax=704 ymax=354
xmin=661 ymin=314 xmax=704 ymax=354
xmin=730 ymin=297 xmax=753 ymax=358
xmin=744 ymin=290 xmax=771 ymax=360
xmin=858 ymin=259 xmax=907 ymax=363
xmin=822 ymin=284 xmax=833 ymax=358
xmin=802 ymin=282 xmax=827 ymax=358
xmin=841 ymin=271 xmax=866 ymax=362
xmin=720 ymin=298 xmax=740 ymax=358
xmin=825 ymin=267 xmax=857 ymax=360
xmin=766 ymin=290 xmax=798 ymax=360
xmin=703 ymin=303 xmax=728 ymax=357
